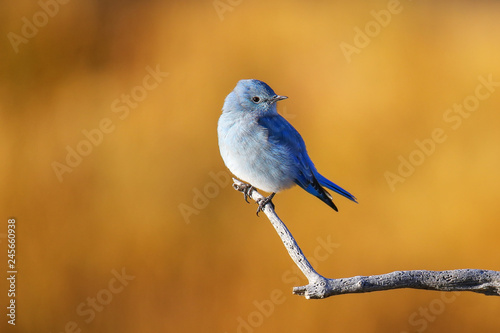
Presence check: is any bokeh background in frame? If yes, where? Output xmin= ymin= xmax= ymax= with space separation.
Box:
xmin=1 ymin=0 xmax=500 ymax=332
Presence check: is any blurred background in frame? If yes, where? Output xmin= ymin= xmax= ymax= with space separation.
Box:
xmin=1 ymin=0 xmax=500 ymax=332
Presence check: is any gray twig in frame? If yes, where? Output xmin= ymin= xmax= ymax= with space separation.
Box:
xmin=232 ymin=178 xmax=500 ymax=299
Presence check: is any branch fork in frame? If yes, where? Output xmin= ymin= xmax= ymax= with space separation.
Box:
xmin=232 ymin=178 xmax=500 ymax=299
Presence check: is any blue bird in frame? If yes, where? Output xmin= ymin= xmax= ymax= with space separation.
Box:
xmin=217 ymin=79 xmax=357 ymax=214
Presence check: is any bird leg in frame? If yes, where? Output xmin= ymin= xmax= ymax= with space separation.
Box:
xmin=256 ymin=192 xmax=276 ymax=216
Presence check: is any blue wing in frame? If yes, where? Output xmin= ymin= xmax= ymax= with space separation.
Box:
xmin=258 ymin=115 xmax=357 ymax=211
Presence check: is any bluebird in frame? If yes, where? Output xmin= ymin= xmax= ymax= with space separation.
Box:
xmin=217 ymin=79 xmax=357 ymax=215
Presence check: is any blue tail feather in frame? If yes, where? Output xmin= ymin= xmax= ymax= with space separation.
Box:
xmin=315 ymin=173 xmax=357 ymax=203
xmin=299 ymin=178 xmax=338 ymax=212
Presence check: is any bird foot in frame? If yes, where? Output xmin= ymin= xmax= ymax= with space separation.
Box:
xmin=232 ymin=180 xmax=276 ymax=217
xmin=233 ymin=183 xmax=255 ymax=203
xmin=256 ymin=193 xmax=276 ymax=216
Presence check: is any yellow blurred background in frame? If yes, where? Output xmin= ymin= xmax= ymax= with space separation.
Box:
xmin=1 ymin=0 xmax=500 ymax=332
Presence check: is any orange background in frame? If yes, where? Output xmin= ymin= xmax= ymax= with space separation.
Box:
xmin=1 ymin=1 xmax=500 ymax=332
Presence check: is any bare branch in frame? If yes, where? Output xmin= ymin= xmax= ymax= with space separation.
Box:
xmin=293 ymin=269 xmax=500 ymax=299
xmin=232 ymin=179 xmax=327 ymax=285
xmin=232 ymin=179 xmax=500 ymax=299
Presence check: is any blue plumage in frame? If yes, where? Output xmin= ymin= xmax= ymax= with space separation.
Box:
xmin=217 ymin=79 xmax=357 ymax=213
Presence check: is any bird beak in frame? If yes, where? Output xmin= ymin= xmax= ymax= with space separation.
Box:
xmin=272 ymin=95 xmax=288 ymax=103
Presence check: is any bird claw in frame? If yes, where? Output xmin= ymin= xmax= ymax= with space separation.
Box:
xmin=237 ymin=183 xmax=255 ymax=203
xmin=256 ymin=193 xmax=276 ymax=216
xmin=233 ymin=181 xmax=276 ymax=216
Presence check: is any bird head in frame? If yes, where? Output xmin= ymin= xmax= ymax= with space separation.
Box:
xmin=223 ymin=79 xmax=287 ymax=115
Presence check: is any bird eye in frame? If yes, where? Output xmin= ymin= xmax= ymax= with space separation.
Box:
xmin=251 ymin=96 xmax=261 ymax=103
